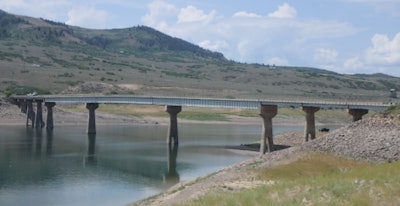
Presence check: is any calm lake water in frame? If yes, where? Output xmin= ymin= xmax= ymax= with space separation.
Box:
xmin=0 ymin=123 xmax=306 ymax=206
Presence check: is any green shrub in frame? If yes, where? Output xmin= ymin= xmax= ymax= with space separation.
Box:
xmin=3 ymin=84 xmax=50 ymax=97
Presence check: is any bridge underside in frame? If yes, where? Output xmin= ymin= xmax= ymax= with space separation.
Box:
xmin=10 ymin=99 xmax=372 ymax=155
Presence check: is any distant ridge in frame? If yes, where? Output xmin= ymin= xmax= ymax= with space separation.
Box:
xmin=352 ymin=73 xmax=394 ymax=78
xmin=0 ymin=9 xmax=225 ymax=60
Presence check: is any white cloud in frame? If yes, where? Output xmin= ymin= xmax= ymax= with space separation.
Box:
xmin=266 ymin=57 xmax=289 ymax=66
xmin=0 ymin=0 xmax=26 ymax=10
xmin=314 ymin=48 xmax=338 ymax=63
xmin=178 ymin=5 xmax=216 ymax=23
xmin=340 ymin=0 xmax=400 ymax=17
xmin=236 ymin=40 xmax=252 ymax=60
xmin=268 ymin=3 xmax=297 ymax=19
xmin=66 ymin=6 xmax=111 ymax=29
xmin=343 ymin=57 xmax=364 ymax=71
xmin=139 ymin=1 xmax=397 ymax=77
xmin=233 ymin=11 xmax=261 ymax=18
xmin=366 ymin=33 xmax=400 ymax=65
xmin=198 ymin=40 xmax=229 ymax=51
xmin=313 ymin=34 xmax=400 ymax=77
xmin=0 ymin=0 xmax=69 ymax=20
xmin=296 ymin=20 xmax=359 ymax=40
xmin=141 ymin=0 xmax=178 ymax=30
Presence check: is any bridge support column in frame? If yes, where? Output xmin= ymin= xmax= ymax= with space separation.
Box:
xmin=303 ymin=106 xmax=320 ymax=142
xmin=348 ymin=109 xmax=368 ymax=122
xmin=26 ymin=100 xmax=35 ymax=128
xmin=45 ymin=102 xmax=56 ymax=130
xmin=35 ymin=101 xmax=45 ymax=129
xmin=20 ymin=101 xmax=27 ymax=113
xmin=259 ymin=105 xmax=278 ymax=154
xmin=86 ymin=103 xmax=99 ymax=134
xmin=166 ymin=105 xmax=181 ymax=145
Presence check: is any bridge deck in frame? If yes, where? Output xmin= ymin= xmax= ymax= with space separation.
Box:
xmin=10 ymin=95 xmax=390 ymax=111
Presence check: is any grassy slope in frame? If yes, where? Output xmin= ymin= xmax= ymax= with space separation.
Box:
xmin=0 ymin=10 xmax=400 ymax=103
xmin=178 ymin=153 xmax=400 ymax=206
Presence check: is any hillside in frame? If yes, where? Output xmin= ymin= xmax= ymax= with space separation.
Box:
xmin=0 ymin=10 xmax=399 ymax=102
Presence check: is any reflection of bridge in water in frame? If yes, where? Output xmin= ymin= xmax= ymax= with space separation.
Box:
xmin=0 ymin=128 xmax=180 ymax=187
xmin=85 ymin=134 xmax=179 ymax=185
xmin=9 ymin=95 xmax=390 ymax=154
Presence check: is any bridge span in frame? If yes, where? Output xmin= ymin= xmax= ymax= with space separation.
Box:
xmin=9 ymin=95 xmax=391 ymax=155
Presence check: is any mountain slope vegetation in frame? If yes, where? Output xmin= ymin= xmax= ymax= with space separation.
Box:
xmin=0 ymin=10 xmax=399 ymax=102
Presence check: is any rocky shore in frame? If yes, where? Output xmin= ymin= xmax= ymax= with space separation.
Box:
xmin=304 ymin=116 xmax=400 ymax=163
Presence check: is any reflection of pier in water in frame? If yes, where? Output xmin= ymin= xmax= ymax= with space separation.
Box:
xmin=84 ymin=134 xmax=180 ymax=185
xmin=86 ymin=134 xmax=97 ymax=165
xmin=164 ymin=144 xmax=179 ymax=185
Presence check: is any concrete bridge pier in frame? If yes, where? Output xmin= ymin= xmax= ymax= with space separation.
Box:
xmin=35 ymin=101 xmax=45 ymax=129
xmin=348 ymin=109 xmax=368 ymax=122
xmin=86 ymin=103 xmax=99 ymax=134
xmin=26 ymin=100 xmax=36 ymax=128
xmin=259 ymin=105 xmax=278 ymax=154
xmin=303 ymin=106 xmax=320 ymax=142
xmin=166 ymin=105 xmax=181 ymax=145
xmin=45 ymin=102 xmax=56 ymax=130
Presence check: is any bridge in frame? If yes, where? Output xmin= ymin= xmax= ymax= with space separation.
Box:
xmin=8 ymin=95 xmax=391 ymax=155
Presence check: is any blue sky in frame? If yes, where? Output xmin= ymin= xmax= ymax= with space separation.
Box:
xmin=1 ymin=0 xmax=399 ymax=77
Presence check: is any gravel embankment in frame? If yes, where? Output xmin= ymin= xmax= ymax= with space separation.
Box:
xmin=304 ymin=116 xmax=400 ymax=163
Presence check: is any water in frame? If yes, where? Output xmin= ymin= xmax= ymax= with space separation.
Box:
xmin=0 ymin=123 xmax=307 ymax=206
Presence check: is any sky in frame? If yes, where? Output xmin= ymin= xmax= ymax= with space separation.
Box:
xmin=1 ymin=0 xmax=400 ymax=77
